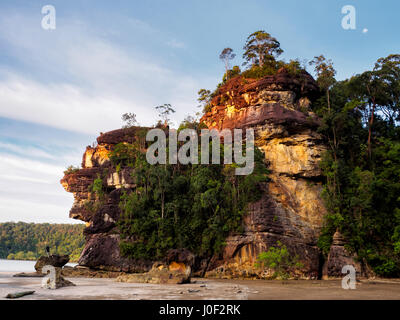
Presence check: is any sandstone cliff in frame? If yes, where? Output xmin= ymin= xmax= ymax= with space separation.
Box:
xmin=61 ymin=127 xmax=153 ymax=272
xmin=200 ymin=69 xmax=327 ymax=278
xmin=61 ymin=69 xmax=328 ymax=278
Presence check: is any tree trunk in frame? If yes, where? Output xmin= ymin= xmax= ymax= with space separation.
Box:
xmin=367 ymin=101 xmax=376 ymax=159
xmin=161 ymin=192 xmax=165 ymax=219
xmin=257 ymin=41 xmax=263 ymax=67
xmin=327 ymin=89 xmax=331 ymax=112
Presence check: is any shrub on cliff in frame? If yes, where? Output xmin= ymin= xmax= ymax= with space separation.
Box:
xmin=90 ymin=175 xmax=105 ymax=200
xmin=64 ymin=165 xmax=80 ymax=175
xmin=110 ymin=143 xmax=139 ymax=167
xmin=222 ymin=65 xmax=241 ymax=83
xmin=255 ymin=242 xmax=304 ymax=280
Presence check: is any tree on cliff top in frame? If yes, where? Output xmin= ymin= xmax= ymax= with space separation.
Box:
xmin=309 ymin=55 xmax=336 ymax=111
xmin=122 ymin=112 xmax=138 ymax=128
xmin=219 ymin=48 xmax=236 ymax=80
xmin=242 ymin=30 xmax=283 ymax=68
xmin=155 ymin=104 xmax=176 ymax=126
xmin=197 ymin=89 xmax=212 ymax=113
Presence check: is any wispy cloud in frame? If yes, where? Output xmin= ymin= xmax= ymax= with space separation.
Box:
xmin=0 ymin=74 xmax=139 ymax=135
xmin=0 ymin=7 xmax=216 ymax=223
xmin=0 ymin=10 xmax=213 ymax=135
xmin=0 ymin=196 xmax=76 ymax=224
xmin=0 ymin=146 xmax=80 ymax=223
xmin=0 ymin=141 xmax=54 ymax=159
xmin=0 ymin=174 xmax=52 ymax=184
xmin=166 ymin=39 xmax=186 ymax=49
xmin=0 ymin=154 xmax=64 ymax=176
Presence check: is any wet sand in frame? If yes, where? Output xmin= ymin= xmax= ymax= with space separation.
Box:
xmin=1 ymin=272 xmax=400 ymax=300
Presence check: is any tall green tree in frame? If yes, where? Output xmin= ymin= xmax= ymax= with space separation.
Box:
xmin=155 ymin=104 xmax=176 ymax=126
xmin=309 ymin=55 xmax=336 ymax=111
xmin=374 ymin=54 xmax=400 ymax=124
xmin=347 ymin=56 xmax=399 ymax=159
xmin=242 ymin=30 xmax=283 ymax=68
xmin=197 ymin=89 xmax=212 ymax=113
xmin=121 ymin=112 xmax=138 ymax=128
xmin=315 ymin=54 xmax=400 ymax=277
xmin=219 ymin=48 xmax=236 ymax=80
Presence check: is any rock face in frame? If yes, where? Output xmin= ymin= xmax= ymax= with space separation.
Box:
xmin=322 ymin=231 xmax=364 ymax=278
xmin=116 ymin=261 xmax=191 ymax=284
xmin=200 ymin=69 xmax=327 ymax=278
xmin=61 ymin=127 xmax=153 ymax=273
xmin=34 ymin=255 xmax=70 ymax=273
xmin=42 ymin=267 xmax=75 ymax=289
xmin=61 ymin=69 xmax=328 ymax=278
xmin=29 ymin=255 xmax=76 ymax=289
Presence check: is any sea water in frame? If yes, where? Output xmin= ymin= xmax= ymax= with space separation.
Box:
xmin=0 ymin=259 xmax=77 ymax=272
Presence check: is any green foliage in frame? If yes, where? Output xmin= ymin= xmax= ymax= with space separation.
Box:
xmin=241 ymin=62 xmax=281 ymax=79
xmin=178 ymin=115 xmax=206 ymax=131
xmin=197 ymin=89 xmax=213 ymax=114
xmin=241 ymin=59 xmax=305 ymax=80
xmin=222 ymin=66 xmax=241 ymax=82
xmin=117 ymin=138 xmax=269 ymax=260
xmin=283 ymin=59 xmax=304 ymax=76
xmin=90 ymin=175 xmax=105 ymax=199
xmin=201 ymin=30 xmax=305 ymax=115
xmin=220 ymin=48 xmax=236 ymax=80
xmin=309 ymin=55 xmax=336 ymax=93
xmin=8 ymin=251 xmax=37 ymax=260
xmin=109 ymin=142 xmax=139 ymax=167
xmin=255 ymin=241 xmax=304 ymax=279
xmin=0 ymin=222 xmax=85 ymax=262
xmin=121 ymin=112 xmax=138 ymax=128
xmin=155 ymin=104 xmax=176 ymax=125
xmin=203 ymin=104 xmax=213 ymax=113
xmin=64 ymin=165 xmax=80 ymax=175
xmin=242 ymin=30 xmax=283 ymax=68
xmin=314 ymin=54 xmax=400 ymax=277
xmin=392 ymin=208 xmax=400 ymax=254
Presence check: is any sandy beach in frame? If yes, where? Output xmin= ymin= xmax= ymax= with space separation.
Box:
xmin=1 ymin=272 xmax=400 ymax=300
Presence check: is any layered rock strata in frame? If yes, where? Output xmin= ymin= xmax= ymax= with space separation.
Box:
xmin=62 ymin=69 xmax=328 ymax=278
xmin=61 ymin=127 xmax=153 ymax=273
xmin=200 ymin=69 xmax=327 ymax=278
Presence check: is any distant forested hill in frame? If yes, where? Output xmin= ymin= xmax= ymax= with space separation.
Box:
xmin=0 ymin=222 xmax=85 ymax=262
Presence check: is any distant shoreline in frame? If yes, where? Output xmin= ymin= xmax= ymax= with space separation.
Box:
xmin=3 ymin=257 xmax=79 ymax=263
xmin=3 ymin=258 xmax=36 ymax=261
xmin=0 ymin=259 xmax=78 ymax=274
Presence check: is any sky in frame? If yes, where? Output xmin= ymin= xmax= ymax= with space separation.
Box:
xmin=0 ymin=0 xmax=399 ymax=223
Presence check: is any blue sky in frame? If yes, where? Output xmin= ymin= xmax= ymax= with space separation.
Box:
xmin=0 ymin=0 xmax=399 ymax=223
